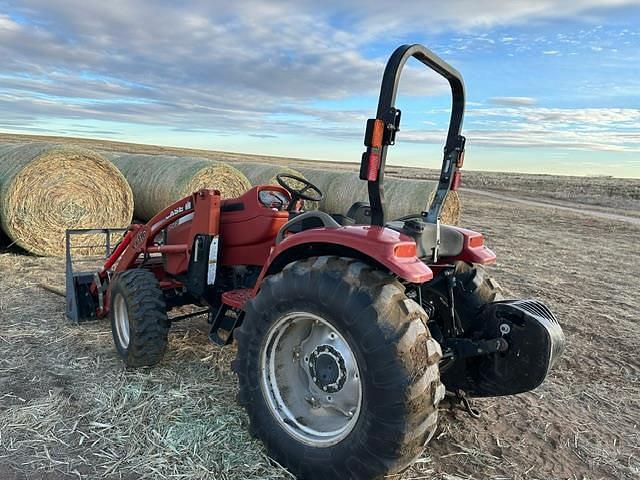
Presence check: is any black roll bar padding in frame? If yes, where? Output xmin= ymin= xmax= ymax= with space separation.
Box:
xmin=365 ymin=44 xmax=466 ymax=226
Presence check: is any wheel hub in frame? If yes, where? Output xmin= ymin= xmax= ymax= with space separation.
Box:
xmin=308 ymin=345 xmax=347 ymax=393
xmin=260 ymin=311 xmax=363 ymax=447
xmin=113 ymin=293 xmax=130 ymax=349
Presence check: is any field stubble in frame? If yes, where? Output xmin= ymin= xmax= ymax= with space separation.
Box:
xmin=0 ymin=133 xmax=638 ymax=479
xmin=1 ymin=188 xmax=638 ymax=479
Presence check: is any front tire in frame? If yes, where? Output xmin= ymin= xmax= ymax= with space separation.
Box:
xmin=233 ymin=256 xmax=444 ymax=479
xmin=109 ymin=269 xmax=169 ymax=367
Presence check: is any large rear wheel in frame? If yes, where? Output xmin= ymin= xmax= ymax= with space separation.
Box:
xmin=233 ymin=256 xmax=444 ymax=479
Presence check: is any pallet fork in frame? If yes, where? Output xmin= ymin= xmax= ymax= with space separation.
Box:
xmin=65 ymin=228 xmax=127 ymax=322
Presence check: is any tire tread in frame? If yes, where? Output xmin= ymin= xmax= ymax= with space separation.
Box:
xmin=234 ymin=256 xmax=443 ymax=479
xmin=110 ymin=269 xmax=169 ymax=368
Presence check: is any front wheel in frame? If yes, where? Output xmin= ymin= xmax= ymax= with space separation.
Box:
xmin=109 ymin=269 xmax=169 ymax=367
xmin=233 ymin=256 xmax=444 ymax=479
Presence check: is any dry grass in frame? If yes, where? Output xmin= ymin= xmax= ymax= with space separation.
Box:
xmin=0 ymin=143 xmax=133 ymax=256
xmin=1 ymin=132 xmax=639 ymax=479
xmin=3 ymin=187 xmax=638 ymax=479
xmin=1 ymin=132 xmax=638 ymax=215
xmin=0 ymin=254 xmax=292 ymax=480
xmin=396 ymin=167 xmax=640 ymax=216
xmin=106 ymin=153 xmax=251 ymax=220
xmin=3 ymin=185 xmax=639 ymax=480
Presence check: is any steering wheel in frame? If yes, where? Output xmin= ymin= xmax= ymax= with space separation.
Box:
xmin=276 ymin=173 xmax=324 ymax=211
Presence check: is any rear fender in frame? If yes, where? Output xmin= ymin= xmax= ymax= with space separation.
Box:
xmin=441 ymin=227 xmax=497 ymax=265
xmin=254 ymin=225 xmax=432 ymax=292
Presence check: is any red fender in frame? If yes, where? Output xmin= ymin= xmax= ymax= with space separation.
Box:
xmin=254 ymin=225 xmax=433 ymax=292
xmin=445 ymin=227 xmax=497 ymax=265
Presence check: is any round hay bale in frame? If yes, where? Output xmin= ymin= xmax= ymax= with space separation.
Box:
xmin=108 ymin=154 xmax=251 ymax=220
xmin=0 ymin=143 xmax=134 ymax=256
xmin=438 ymin=190 xmax=461 ymax=226
xmin=232 ymin=162 xmax=303 ymax=187
xmin=297 ymin=168 xmax=462 ymax=225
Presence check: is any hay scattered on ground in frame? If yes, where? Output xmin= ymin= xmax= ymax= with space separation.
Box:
xmin=1 ymin=188 xmax=640 ymax=479
xmin=107 ymin=154 xmax=251 ymax=220
xmin=0 ymin=143 xmax=133 ymax=256
xmin=298 ymin=168 xmax=462 ymax=224
xmin=0 ymin=252 xmax=293 ymax=480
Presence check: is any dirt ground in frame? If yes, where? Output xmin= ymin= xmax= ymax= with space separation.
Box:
xmin=1 ymin=188 xmax=638 ymax=479
xmin=0 ymin=134 xmax=639 ymax=479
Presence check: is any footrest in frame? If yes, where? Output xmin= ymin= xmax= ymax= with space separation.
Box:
xmin=208 ymin=304 xmax=242 ymax=346
xmin=221 ymin=288 xmax=253 ymax=309
xmin=209 ymin=289 xmax=253 ymax=345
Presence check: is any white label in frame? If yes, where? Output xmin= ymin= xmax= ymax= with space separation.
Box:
xmin=207 ymin=236 xmax=219 ymax=285
xmin=177 ymin=212 xmax=194 ymax=226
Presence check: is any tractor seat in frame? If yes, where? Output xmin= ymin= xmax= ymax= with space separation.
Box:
xmin=275 ymin=211 xmax=341 ymax=244
xmin=385 ymin=220 xmax=464 ymax=259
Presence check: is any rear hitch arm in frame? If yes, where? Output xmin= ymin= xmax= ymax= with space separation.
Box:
xmin=442 ymin=337 xmax=509 ymax=361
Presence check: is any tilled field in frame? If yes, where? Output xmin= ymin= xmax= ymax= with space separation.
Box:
xmin=1 ymin=189 xmax=639 ymax=480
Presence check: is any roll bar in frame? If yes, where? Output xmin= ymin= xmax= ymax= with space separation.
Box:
xmin=359 ymin=44 xmax=466 ymax=225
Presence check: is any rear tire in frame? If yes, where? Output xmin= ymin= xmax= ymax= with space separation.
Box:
xmin=109 ymin=269 xmax=169 ymax=367
xmin=233 ymin=256 xmax=444 ymax=479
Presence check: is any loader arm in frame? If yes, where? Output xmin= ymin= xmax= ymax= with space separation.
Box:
xmin=65 ymin=189 xmax=222 ymax=322
xmin=104 ymin=189 xmax=219 ymax=275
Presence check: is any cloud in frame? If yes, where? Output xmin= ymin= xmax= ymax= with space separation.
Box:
xmin=0 ymin=0 xmax=639 ymax=150
xmin=402 ymin=107 xmax=640 ymax=152
xmin=0 ymin=12 xmax=20 ymax=31
xmin=470 ymin=107 xmax=640 ymax=126
xmin=489 ymin=97 xmax=537 ymax=106
xmin=0 ymin=1 xmax=453 ymax=139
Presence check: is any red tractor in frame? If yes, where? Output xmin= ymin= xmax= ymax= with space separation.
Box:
xmin=66 ymin=44 xmax=564 ymax=479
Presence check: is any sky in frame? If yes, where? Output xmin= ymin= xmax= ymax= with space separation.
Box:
xmin=0 ymin=1 xmax=639 ymax=177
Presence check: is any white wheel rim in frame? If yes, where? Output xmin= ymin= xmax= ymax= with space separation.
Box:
xmin=113 ymin=294 xmax=130 ymax=349
xmin=260 ymin=311 xmax=362 ymax=447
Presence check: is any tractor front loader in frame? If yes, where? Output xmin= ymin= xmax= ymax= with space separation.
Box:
xmin=66 ymin=44 xmax=565 ymax=480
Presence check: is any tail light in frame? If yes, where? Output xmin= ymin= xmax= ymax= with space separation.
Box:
xmin=468 ymin=234 xmax=484 ymax=248
xmin=365 ymin=150 xmax=381 ymax=181
xmin=360 ymin=119 xmax=385 ymax=181
xmin=394 ymin=243 xmax=417 ymax=257
xmin=451 ymin=170 xmax=462 ymax=190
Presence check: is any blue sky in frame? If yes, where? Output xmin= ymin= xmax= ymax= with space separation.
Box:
xmin=0 ymin=1 xmax=639 ymax=177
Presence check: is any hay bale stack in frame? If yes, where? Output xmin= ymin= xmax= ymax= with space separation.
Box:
xmin=0 ymin=143 xmax=134 ymax=256
xmin=232 ymin=162 xmax=303 ymax=186
xmin=298 ymin=168 xmax=461 ymax=225
xmin=108 ymin=154 xmax=251 ymax=220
